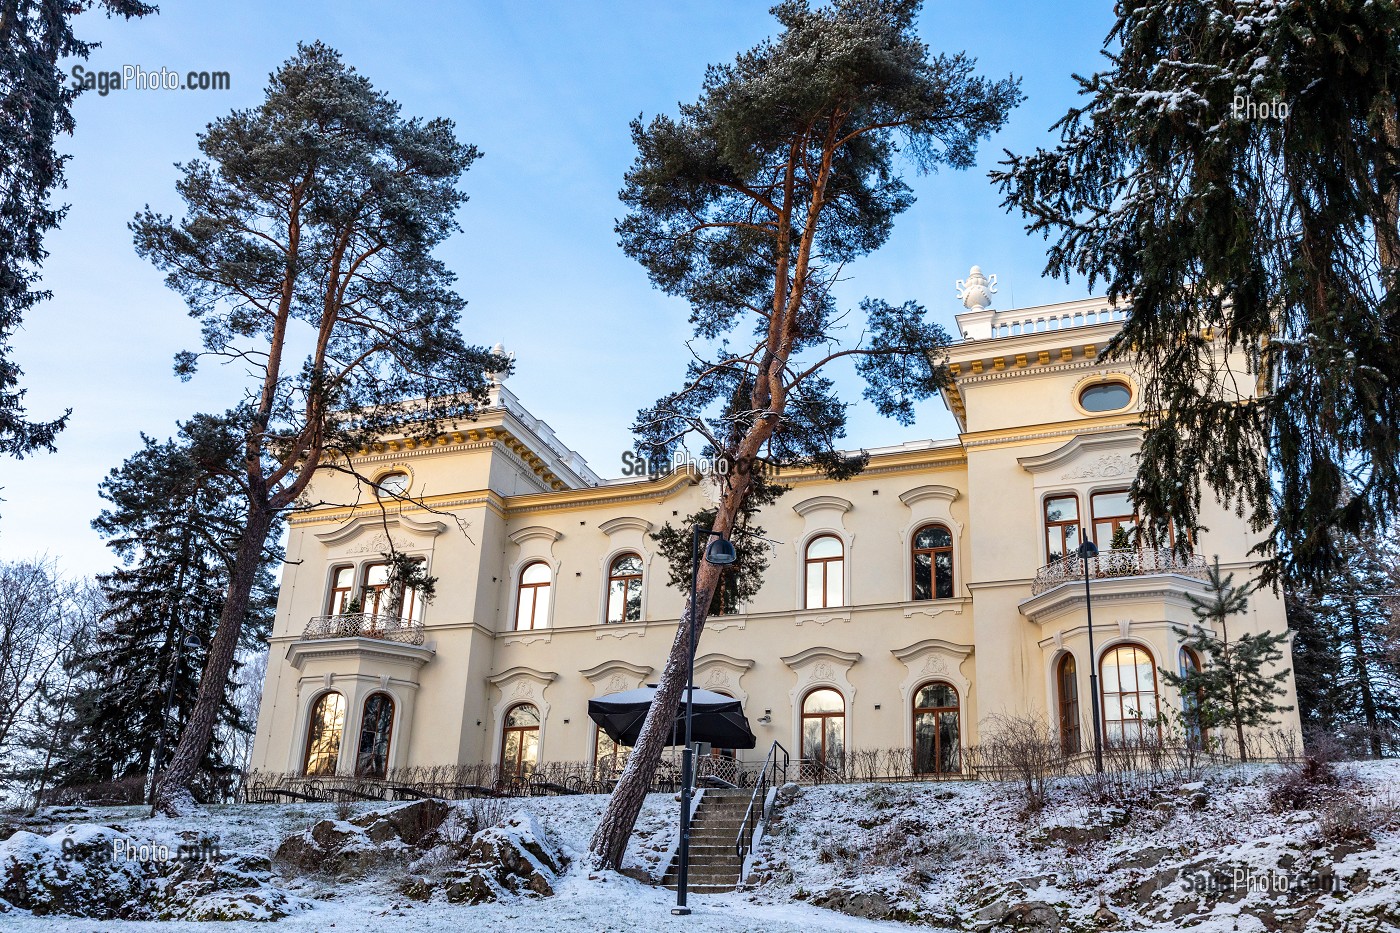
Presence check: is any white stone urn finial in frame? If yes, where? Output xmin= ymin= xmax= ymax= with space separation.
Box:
xmin=956 ymin=265 xmax=998 ymax=311
xmin=489 ymin=342 xmax=516 ymax=384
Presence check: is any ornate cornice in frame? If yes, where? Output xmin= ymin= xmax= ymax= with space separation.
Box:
xmin=792 ymin=495 xmax=853 ymax=517
xmin=579 ymin=660 xmax=654 ymax=681
xmin=598 ymin=516 xmax=654 ymax=536
xmin=780 ymin=646 xmax=862 ymax=668
xmin=891 ymin=638 xmax=974 ymax=663
xmin=898 ymin=484 xmax=960 ymax=508
xmin=486 ymin=665 xmax=558 ymax=686
xmin=1016 ymin=428 xmax=1143 ymax=475
xmin=962 ymin=418 xmax=1141 ymax=451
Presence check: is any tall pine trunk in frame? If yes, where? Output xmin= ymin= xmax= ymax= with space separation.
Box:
xmin=153 ymin=505 xmax=273 ymax=814
xmin=589 ymin=470 xmax=753 ymax=867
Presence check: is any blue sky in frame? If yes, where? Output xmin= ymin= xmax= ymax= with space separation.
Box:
xmin=0 ymin=1 xmax=1117 ymax=575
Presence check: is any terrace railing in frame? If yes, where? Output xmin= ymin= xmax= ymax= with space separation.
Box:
xmin=301 ymin=612 xmax=425 ymax=646
xmin=1031 ymin=546 xmax=1208 ymax=596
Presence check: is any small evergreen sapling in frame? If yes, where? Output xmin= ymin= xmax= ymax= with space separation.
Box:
xmin=1162 ymin=558 xmax=1292 ymax=762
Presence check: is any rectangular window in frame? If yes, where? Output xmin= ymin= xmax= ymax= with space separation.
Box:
xmin=328 ymin=565 xmax=355 ymax=615
xmin=1091 ymin=489 xmax=1136 ymax=547
xmin=1044 ymin=495 xmax=1081 ymax=563
xmin=363 ymin=562 xmax=390 ymax=616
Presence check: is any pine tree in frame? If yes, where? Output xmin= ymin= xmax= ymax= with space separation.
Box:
xmin=56 ymin=415 xmax=280 ymax=802
xmin=1162 ymin=559 xmax=1292 ymax=762
xmin=131 ymin=43 xmax=503 ymax=814
xmin=995 ymin=0 xmax=1400 ymax=586
xmin=0 ymin=0 xmax=155 ymax=457
xmin=588 ymin=0 xmax=1021 ymax=867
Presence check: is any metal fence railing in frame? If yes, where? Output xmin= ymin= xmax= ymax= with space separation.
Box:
xmin=1031 ymin=547 xmax=1208 ymax=595
xmin=301 ymin=612 xmax=425 ymax=645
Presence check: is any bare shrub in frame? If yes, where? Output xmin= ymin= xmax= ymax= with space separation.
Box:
xmin=334 ymin=798 xmax=355 ymax=821
xmin=461 ymin=795 xmax=509 ymax=834
xmin=1316 ymin=794 xmax=1379 ymax=846
xmin=977 ymin=713 xmax=1065 ymax=812
xmin=1269 ymin=753 xmax=1352 ymax=812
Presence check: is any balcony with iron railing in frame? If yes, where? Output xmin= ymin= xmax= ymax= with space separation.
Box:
xmin=302 ymin=612 xmax=426 ymax=646
xmin=1030 ymin=546 xmax=1208 ymax=596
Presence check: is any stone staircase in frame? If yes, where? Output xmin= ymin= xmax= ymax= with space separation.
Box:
xmin=661 ymin=788 xmax=752 ymax=894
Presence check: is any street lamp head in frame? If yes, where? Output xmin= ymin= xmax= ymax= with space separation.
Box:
xmin=182 ymin=635 xmax=203 ymax=652
xmin=704 ymin=536 xmax=737 ymax=566
xmin=1078 ymin=540 xmax=1099 ymax=559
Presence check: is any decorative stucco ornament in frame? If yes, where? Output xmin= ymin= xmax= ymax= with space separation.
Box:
xmin=956 ymin=266 xmax=998 ymax=311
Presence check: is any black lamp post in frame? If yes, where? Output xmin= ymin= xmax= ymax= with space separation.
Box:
xmin=1079 ymin=539 xmax=1104 ymax=774
xmin=673 ymin=526 xmax=737 ymax=916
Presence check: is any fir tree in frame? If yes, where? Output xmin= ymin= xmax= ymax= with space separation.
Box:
xmin=0 ymin=0 xmax=155 ymax=457
xmin=1162 ymin=559 xmax=1292 ymax=762
xmin=1284 ymin=589 xmax=1347 ymax=744
xmin=57 ymin=415 xmax=280 ymax=802
xmin=994 ymin=0 xmax=1400 ymax=585
xmin=1287 ymin=530 xmax=1400 ymax=757
xmin=589 ymin=0 xmax=1021 ymax=867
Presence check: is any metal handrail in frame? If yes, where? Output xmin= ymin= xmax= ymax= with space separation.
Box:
xmin=735 ymin=740 xmax=788 ymax=872
xmin=302 ymin=612 xmax=425 ymax=645
xmin=1030 ymin=546 xmax=1207 ymax=596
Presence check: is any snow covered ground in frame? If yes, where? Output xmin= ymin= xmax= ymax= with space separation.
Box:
xmin=3 ymin=759 xmax=1398 ymax=931
xmin=749 ymin=758 xmax=1400 ymax=932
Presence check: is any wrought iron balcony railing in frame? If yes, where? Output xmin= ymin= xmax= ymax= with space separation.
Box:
xmin=302 ymin=612 xmax=425 ymax=645
xmin=1030 ymin=546 xmax=1208 ymax=596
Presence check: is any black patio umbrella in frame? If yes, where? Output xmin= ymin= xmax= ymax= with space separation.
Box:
xmin=587 ymin=684 xmax=757 ymax=750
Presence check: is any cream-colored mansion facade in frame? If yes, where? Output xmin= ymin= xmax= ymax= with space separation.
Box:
xmin=249 ymin=286 xmax=1301 ymax=782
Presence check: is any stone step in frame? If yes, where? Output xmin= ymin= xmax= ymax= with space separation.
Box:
xmin=666 ymin=862 xmax=744 ymax=879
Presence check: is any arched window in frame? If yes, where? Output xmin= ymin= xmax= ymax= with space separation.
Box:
xmin=1091 ymin=488 xmax=1137 ymax=547
xmin=302 ymin=691 xmax=345 ymax=776
xmin=804 ymin=536 xmax=844 ymax=609
xmin=327 ymin=565 xmax=355 ymax=615
xmin=500 ymin=703 xmax=540 ymax=779
xmin=1044 ymin=495 xmax=1081 ymax=563
xmin=912 ymin=524 xmax=954 ymax=600
xmin=913 ymin=682 xmax=961 ymax=774
xmin=595 ymin=727 xmax=631 ymax=780
xmin=801 ymin=688 xmax=845 ymax=770
xmin=1057 ymin=654 xmax=1081 ymax=754
xmin=606 ymin=553 xmax=644 ymax=623
xmin=1101 ymin=644 xmax=1161 ymax=745
xmin=515 ymin=562 xmax=551 ymax=631
xmin=1179 ymin=647 xmax=1206 ymax=749
xmin=356 ymin=692 xmax=395 ymax=778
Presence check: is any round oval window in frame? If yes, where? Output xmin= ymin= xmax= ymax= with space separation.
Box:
xmin=1078 ymin=382 xmax=1131 ymax=412
xmin=376 ymin=472 xmax=409 ymax=498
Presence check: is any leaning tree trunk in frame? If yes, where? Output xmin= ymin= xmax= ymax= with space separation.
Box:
xmin=588 ymin=555 xmax=725 ymax=868
xmin=152 ymin=505 xmax=274 ymax=815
